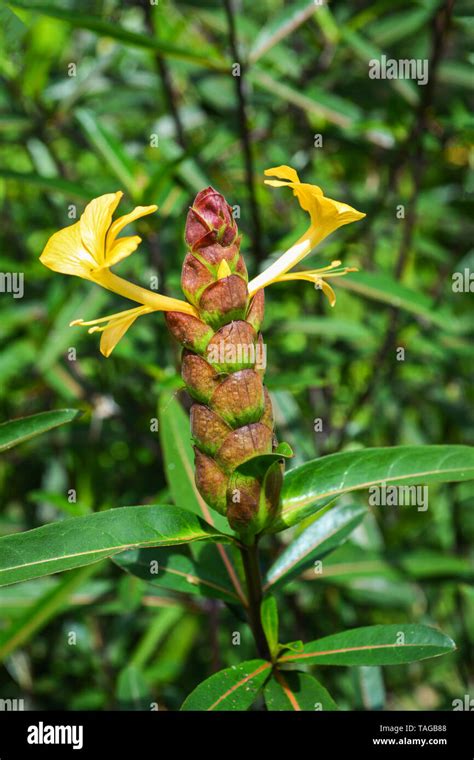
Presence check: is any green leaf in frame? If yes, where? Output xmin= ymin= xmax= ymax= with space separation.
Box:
xmin=116 ymin=666 xmax=152 ymax=711
xmin=230 ymin=446 xmax=293 ymax=537
xmin=0 ymin=2 xmax=27 ymax=53
xmin=0 ymin=505 xmax=232 ymax=587
xmin=0 ymin=577 xmax=111 ymax=617
xmin=279 ymin=624 xmax=455 ymax=667
xmin=367 ymin=8 xmax=431 ymax=46
xmin=332 ymin=577 xmax=419 ymax=609
xmin=0 ymin=565 xmax=96 ymax=661
xmin=264 ymin=671 xmax=338 ymax=711
xmin=144 ymin=613 xmax=199 ymax=685
xmin=274 ymin=445 xmax=474 ymax=531
xmin=130 ymin=607 xmax=183 ymax=670
xmin=337 ymin=272 xmax=463 ymax=333
xmin=0 ymin=409 xmax=80 ymax=453
xmin=265 ymin=504 xmax=367 ymax=589
xmin=0 ymin=169 xmax=94 ymax=199
xmin=249 ymin=1 xmax=318 ymax=63
xmin=250 ymin=69 xmax=354 ymax=129
xmin=340 ymin=28 xmax=418 ymax=105
xmin=75 ymin=108 xmax=139 ymax=198
xmin=260 ymin=596 xmax=279 ymax=656
xmin=8 ymin=1 xmax=227 ymax=70
xmin=230 ymin=448 xmax=292 ymax=488
xmin=37 ymin=288 xmax=107 ymax=373
xmin=439 ymin=61 xmax=474 ymax=89
xmin=301 ymin=544 xmax=399 ymax=582
xmin=301 ymin=544 xmax=423 ymax=608
xmin=181 ymin=660 xmax=271 ymax=711
xmin=281 ymin=317 xmax=374 ymax=345
xmin=250 ymin=69 xmax=393 ymax=146
xmin=113 ymin=545 xmax=241 ymax=604
xmin=399 ymin=550 xmax=474 ymax=580
xmin=279 ymin=640 xmax=304 ymax=655
xmin=353 ymin=666 xmax=385 ymax=711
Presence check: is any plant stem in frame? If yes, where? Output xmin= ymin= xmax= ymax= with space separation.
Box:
xmin=240 ymin=541 xmax=271 ymax=660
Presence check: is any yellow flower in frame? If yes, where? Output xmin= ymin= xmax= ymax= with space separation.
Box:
xmin=40 ymin=191 xmax=156 ymax=279
xmin=248 ymin=165 xmax=365 ymax=297
xmin=40 ymin=192 xmax=197 ymax=356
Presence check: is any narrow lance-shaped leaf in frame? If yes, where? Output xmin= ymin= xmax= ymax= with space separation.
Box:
xmin=264 ymin=671 xmax=338 ymax=711
xmin=399 ymin=550 xmax=474 ymax=580
xmin=75 ymin=108 xmax=139 ymax=198
xmin=0 ymin=409 xmax=80 ymax=453
xmin=279 ymin=624 xmax=455 ymax=667
xmin=249 ymin=1 xmax=318 ymax=63
xmin=181 ymin=660 xmax=271 ymax=711
xmin=0 ymin=565 xmax=96 ymax=661
xmin=260 ymin=595 xmax=279 ymax=656
xmin=0 ymin=169 xmax=94 ymax=200
xmin=336 ymin=271 xmax=463 ymax=333
xmin=113 ymin=546 xmax=241 ymax=605
xmin=250 ymin=69 xmax=353 ymax=129
xmin=0 ymin=505 xmax=233 ymax=588
xmin=354 ymin=666 xmax=385 ymax=711
xmin=129 ymin=607 xmax=183 ymax=671
xmin=8 ymin=1 xmax=228 ymax=70
xmin=38 ymin=290 xmax=107 ymax=373
xmin=265 ymin=503 xmax=367 ymax=590
xmin=301 ymin=544 xmax=404 ymax=583
xmin=273 ymin=445 xmax=474 ymax=532
xmin=116 ymin=666 xmax=152 ymax=711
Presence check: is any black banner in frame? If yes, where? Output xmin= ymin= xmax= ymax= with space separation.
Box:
xmin=0 ymin=710 xmax=472 ymax=757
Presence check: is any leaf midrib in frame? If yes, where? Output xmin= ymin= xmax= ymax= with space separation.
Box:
xmin=208 ymin=662 xmax=271 ymax=711
xmin=280 ymin=641 xmax=452 ymax=663
xmin=155 ymin=565 xmax=239 ymax=602
xmin=0 ymin=534 xmax=211 ymax=578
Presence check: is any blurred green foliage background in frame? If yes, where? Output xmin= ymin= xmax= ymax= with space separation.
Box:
xmin=0 ymin=0 xmax=473 ymax=710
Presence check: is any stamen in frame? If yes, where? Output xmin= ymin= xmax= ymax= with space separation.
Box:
xmin=69 ymin=305 xmax=151 ymax=328
xmin=88 ymin=310 xmax=148 ymax=334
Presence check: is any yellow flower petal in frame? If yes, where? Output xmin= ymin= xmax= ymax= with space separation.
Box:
xmin=248 ymin=166 xmax=365 ymax=296
xmin=107 ymin=204 xmax=158 ymax=250
xmin=217 ymin=259 xmax=232 ymax=279
xmin=40 ymin=194 xmax=159 ymax=283
xmin=96 ymin=269 xmax=198 ymax=316
xmin=264 ymin=165 xmax=301 ymax=184
xmin=317 ymin=278 xmax=336 ymax=307
xmin=39 ymin=221 xmax=97 ymax=280
xmin=264 ymin=166 xmax=364 ymax=236
xmin=99 ymin=311 xmax=144 ymax=357
xmin=80 ymin=192 xmax=123 ymax=267
xmin=71 ymin=305 xmax=153 ymax=357
xmin=70 ymin=304 xmax=150 ymax=328
xmin=106 ymin=236 xmax=142 ymax=268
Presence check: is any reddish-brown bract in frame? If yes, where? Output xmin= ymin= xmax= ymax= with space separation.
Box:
xmin=165 ymin=188 xmax=283 ymax=536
